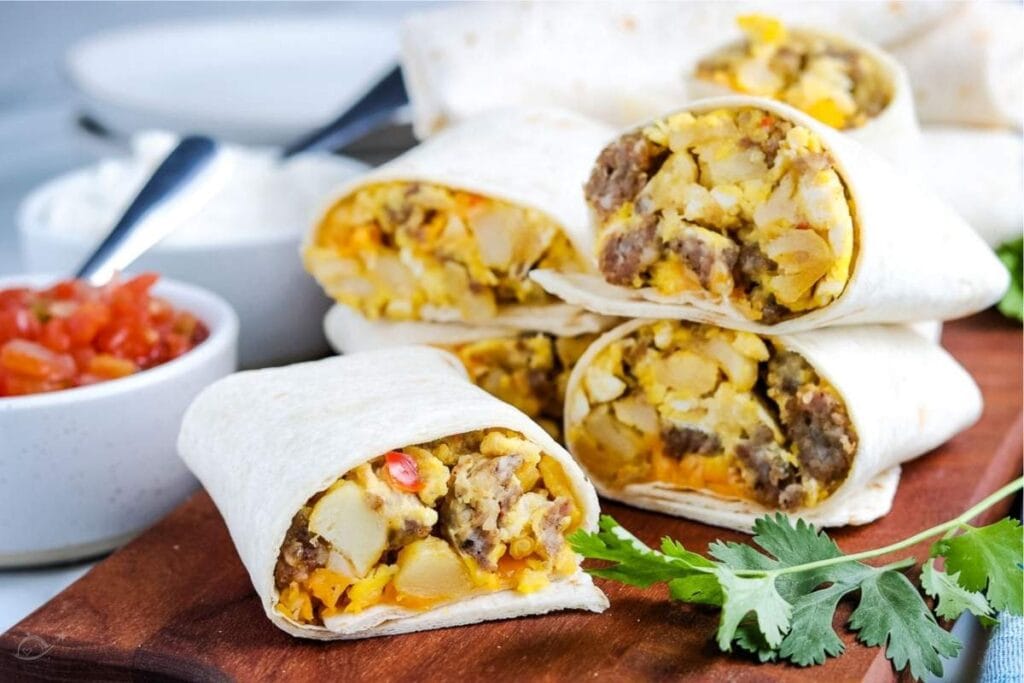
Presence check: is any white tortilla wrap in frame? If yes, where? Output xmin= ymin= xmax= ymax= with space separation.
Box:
xmin=687 ymin=26 xmax=921 ymax=170
xmin=303 ymin=107 xmax=615 ymax=328
xmin=921 ymin=126 xmax=1023 ymax=248
xmin=532 ymin=96 xmax=1009 ymax=333
xmin=323 ymin=303 xmax=616 ymax=354
xmin=178 ymin=347 xmax=608 ymax=640
xmin=891 ymin=2 xmax=1023 ymax=130
xmin=400 ymin=1 xmax=956 ymax=138
xmin=564 ymin=319 xmax=982 ymax=532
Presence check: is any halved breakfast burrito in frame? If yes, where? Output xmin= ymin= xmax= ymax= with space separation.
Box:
xmin=303 ymin=108 xmax=614 ymax=326
xmin=564 ymin=319 xmax=981 ymax=532
xmin=690 ymin=15 xmax=919 ymax=167
xmin=891 ymin=1 xmax=1023 ymax=130
xmin=177 ymin=347 xmax=607 ymax=639
xmin=323 ymin=304 xmax=612 ymax=440
xmin=532 ymin=97 xmax=1008 ymax=333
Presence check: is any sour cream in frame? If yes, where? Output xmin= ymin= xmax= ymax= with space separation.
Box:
xmin=26 ymin=131 xmax=365 ymax=248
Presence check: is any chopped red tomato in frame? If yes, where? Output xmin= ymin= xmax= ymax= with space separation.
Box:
xmin=0 ymin=273 xmax=208 ymax=398
xmin=384 ymin=451 xmax=424 ymax=493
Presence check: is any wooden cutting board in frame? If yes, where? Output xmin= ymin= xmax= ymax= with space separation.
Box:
xmin=2 ymin=312 xmax=1021 ymax=682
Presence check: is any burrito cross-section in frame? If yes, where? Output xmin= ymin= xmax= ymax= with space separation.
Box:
xmin=585 ymin=105 xmax=856 ymax=323
xmin=695 ymin=15 xmax=892 ymax=131
xmin=178 ymin=347 xmax=607 ymax=639
xmin=533 ymin=97 xmax=1007 ymax=333
xmin=564 ymin=319 xmax=983 ymax=532
xmin=303 ymin=108 xmax=615 ymax=325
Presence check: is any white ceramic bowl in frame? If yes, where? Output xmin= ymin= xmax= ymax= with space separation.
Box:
xmin=0 ymin=273 xmax=238 ymax=567
xmin=18 ymin=168 xmax=339 ymax=368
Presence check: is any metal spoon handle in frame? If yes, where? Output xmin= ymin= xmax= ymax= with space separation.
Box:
xmin=75 ymin=135 xmax=219 ymax=284
xmin=279 ymin=64 xmax=408 ymax=159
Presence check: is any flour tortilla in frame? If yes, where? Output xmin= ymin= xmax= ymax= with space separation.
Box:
xmin=891 ymin=2 xmax=1023 ymax=130
xmin=303 ymin=107 xmax=615 ymax=329
xmin=177 ymin=347 xmax=607 ymax=640
xmin=400 ymin=1 xmax=956 ymax=139
xmin=323 ymin=303 xmax=617 ymax=354
xmin=564 ymin=319 xmax=982 ymax=532
xmin=532 ymin=96 xmax=1009 ymax=333
xmin=687 ymin=26 xmax=921 ymax=170
xmin=921 ymin=126 xmax=1023 ymax=248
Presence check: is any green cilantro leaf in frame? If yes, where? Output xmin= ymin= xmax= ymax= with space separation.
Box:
xmin=933 ymin=518 xmax=1024 ymax=614
xmin=668 ymin=574 xmax=724 ymax=606
xmin=778 ymin=581 xmax=858 ymax=665
xmin=570 ymin=477 xmax=1023 ymax=679
xmin=921 ymin=559 xmax=993 ymax=621
xmin=714 ymin=567 xmax=792 ymax=651
xmin=731 ymin=618 xmax=779 ymax=662
xmin=849 ymin=570 xmax=962 ymax=680
xmin=569 ymin=515 xmax=710 ymax=587
xmin=996 ymin=237 xmax=1023 ymax=321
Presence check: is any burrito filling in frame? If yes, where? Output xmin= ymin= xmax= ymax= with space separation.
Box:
xmin=585 ymin=107 xmax=856 ymax=323
xmin=305 ymin=182 xmax=587 ymax=322
xmin=567 ymin=321 xmax=857 ymax=509
xmin=696 ymin=15 xmax=892 ymax=130
xmin=274 ymin=429 xmax=583 ymax=625
xmin=448 ymin=333 xmax=597 ymax=439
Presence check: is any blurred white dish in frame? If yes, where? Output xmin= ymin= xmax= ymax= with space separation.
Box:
xmin=66 ymin=16 xmax=399 ymax=144
xmin=0 ymin=273 xmax=238 ymax=568
xmin=18 ymin=133 xmax=367 ymax=367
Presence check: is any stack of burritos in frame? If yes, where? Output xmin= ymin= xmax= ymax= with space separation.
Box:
xmin=177 ymin=11 xmax=1009 ymax=641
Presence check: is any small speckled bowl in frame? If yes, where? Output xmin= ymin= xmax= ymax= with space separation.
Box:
xmin=0 ymin=273 xmax=238 ymax=567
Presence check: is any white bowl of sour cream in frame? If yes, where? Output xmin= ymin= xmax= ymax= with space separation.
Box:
xmin=17 ymin=132 xmax=366 ymax=368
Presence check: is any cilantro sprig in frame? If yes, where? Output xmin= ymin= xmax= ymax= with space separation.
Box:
xmin=570 ymin=476 xmax=1023 ymax=680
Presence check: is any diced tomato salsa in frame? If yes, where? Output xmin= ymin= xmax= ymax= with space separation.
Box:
xmin=0 ymin=273 xmax=208 ymax=398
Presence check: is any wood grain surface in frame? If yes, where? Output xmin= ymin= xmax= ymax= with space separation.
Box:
xmin=2 ymin=312 xmax=1021 ymax=682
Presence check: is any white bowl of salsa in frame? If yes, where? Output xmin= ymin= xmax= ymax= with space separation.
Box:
xmin=0 ymin=272 xmax=238 ymax=567
xmin=17 ymin=132 xmax=366 ymax=368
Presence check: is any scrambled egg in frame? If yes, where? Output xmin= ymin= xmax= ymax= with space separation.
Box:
xmin=304 ymin=182 xmax=585 ymax=322
xmin=448 ymin=333 xmax=597 ymax=439
xmin=567 ymin=321 xmax=855 ymax=509
xmin=696 ymin=15 xmax=893 ymax=130
xmin=593 ymin=107 xmax=856 ymax=323
xmin=275 ymin=429 xmax=581 ymax=625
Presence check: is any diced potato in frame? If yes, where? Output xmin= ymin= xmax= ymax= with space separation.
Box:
xmin=612 ymin=395 xmax=660 ymax=435
xmin=701 ymin=336 xmax=759 ymax=391
xmin=583 ymin=406 xmax=646 ymax=466
xmin=394 ymin=537 xmax=476 ymax=601
xmin=585 ymin=366 xmax=627 ymax=403
xmin=566 ymin=390 xmax=590 ymax=426
xmin=309 ymin=480 xmax=387 ymax=578
xmin=658 ymin=351 xmax=720 ymax=397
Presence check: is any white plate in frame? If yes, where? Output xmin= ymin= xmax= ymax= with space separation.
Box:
xmin=65 ymin=15 xmax=400 ymax=144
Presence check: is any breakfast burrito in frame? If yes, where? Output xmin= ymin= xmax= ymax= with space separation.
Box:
xmin=690 ymin=15 xmax=919 ymax=167
xmin=178 ymin=347 xmax=607 ymax=639
xmin=921 ymin=126 xmax=1023 ymax=249
xmin=400 ymin=1 xmax=957 ymax=138
xmin=891 ymin=1 xmax=1023 ymax=130
xmin=323 ymin=304 xmax=614 ymax=440
xmin=303 ymin=108 xmax=614 ymax=327
xmin=564 ymin=319 xmax=981 ymax=532
xmin=532 ymin=97 xmax=1009 ymax=333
